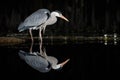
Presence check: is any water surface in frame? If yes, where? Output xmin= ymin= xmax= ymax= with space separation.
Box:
xmin=1 ymin=41 xmax=120 ymax=80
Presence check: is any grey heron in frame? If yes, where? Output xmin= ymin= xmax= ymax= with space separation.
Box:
xmin=18 ymin=40 xmax=70 ymax=73
xmin=18 ymin=9 xmax=69 ymax=43
xmin=18 ymin=49 xmax=70 ymax=73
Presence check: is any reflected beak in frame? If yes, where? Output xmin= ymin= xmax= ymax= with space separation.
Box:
xmin=60 ymin=15 xmax=69 ymax=22
xmin=59 ymin=59 xmax=70 ymax=67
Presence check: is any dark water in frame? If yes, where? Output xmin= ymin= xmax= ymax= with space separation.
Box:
xmin=1 ymin=42 xmax=120 ymax=80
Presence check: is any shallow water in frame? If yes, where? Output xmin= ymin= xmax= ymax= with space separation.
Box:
xmin=1 ymin=41 xmax=120 ymax=80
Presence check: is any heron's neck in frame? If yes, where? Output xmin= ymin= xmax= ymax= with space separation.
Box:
xmin=45 ymin=12 xmax=57 ymax=25
xmin=50 ymin=60 xmax=60 ymax=69
xmin=52 ymin=64 xmax=61 ymax=69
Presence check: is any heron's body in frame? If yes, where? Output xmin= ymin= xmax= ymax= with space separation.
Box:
xmin=18 ymin=50 xmax=51 ymax=73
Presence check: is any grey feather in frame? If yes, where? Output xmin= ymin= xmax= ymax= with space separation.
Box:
xmin=18 ymin=50 xmax=51 ymax=73
xmin=18 ymin=9 xmax=50 ymax=32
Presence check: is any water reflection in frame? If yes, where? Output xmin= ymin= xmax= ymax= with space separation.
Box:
xmin=18 ymin=41 xmax=70 ymax=73
xmin=3 ymin=39 xmax=120 ymax=80
xmin=104 ymin=33 xmax=119 ymax=45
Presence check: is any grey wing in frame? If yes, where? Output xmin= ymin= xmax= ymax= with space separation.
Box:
xmin=25 ymin=56 xmax=51 ymax=73
xmin=18 ymin=50 xmax=51 ymax=73
xmin=24 ymin=9 xmax=50 ymax=27
xmin=18 ymin=9 xmax=50 ymax=32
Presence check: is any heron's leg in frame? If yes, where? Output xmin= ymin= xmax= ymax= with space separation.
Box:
xmin=42 ymin=48 xmax=48 ymax=59
xmin=29 ymin=29 xmax=34 ymax=53
xmin=39 ymin=27 xmax=43 ymax=54
xmin=39 ymin=38 xmax=43 ymax=55
xmin=29 ymin=29 xmax=34 ymax=43
xmin=29 ymin=39 xmax=33 ymax=53
xmin=39 ymin=28 xmax=42 ymax=44
xmin=43 ymin=25 xmax=46 ymax=34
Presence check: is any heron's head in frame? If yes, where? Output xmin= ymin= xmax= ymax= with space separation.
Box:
xmin=52 ymin=59 xmax=70 ymax=70
xmin=52 ymin=11 xmax=69 ymax=22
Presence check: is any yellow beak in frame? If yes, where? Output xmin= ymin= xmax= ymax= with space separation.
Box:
xmin=60 ymin=15 xmax=69 ymax=22
xmin=59 ymin=59 xmax=70 ymax=67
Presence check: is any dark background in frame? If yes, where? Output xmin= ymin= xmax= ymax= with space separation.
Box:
xmin=0 ymin=0 xmax=120 ymax=36
xmin=0 ymin=1 xmax=120 ymax=80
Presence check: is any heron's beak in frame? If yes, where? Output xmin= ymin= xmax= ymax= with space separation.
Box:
xmin=59 ymin=59 xmax=70 ymax=67
xmin=60 ymin=15 xmax=69 ymax=22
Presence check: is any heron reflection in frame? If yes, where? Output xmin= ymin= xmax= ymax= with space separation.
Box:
xmin=18 ymin=41 xmax=70 ymax=73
